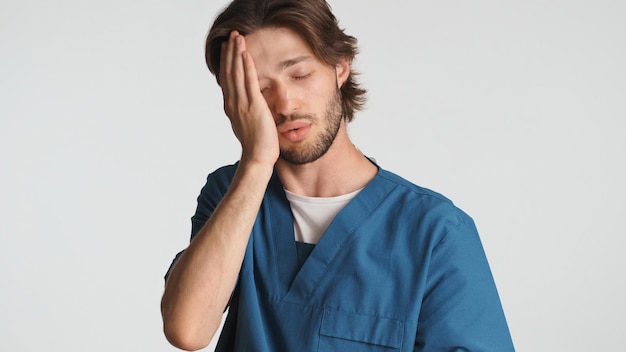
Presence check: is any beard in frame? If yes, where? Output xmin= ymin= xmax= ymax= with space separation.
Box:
xmin=278 ymin=88 xmax=343 ymax=165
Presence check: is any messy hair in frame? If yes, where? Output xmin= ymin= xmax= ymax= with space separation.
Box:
xmin=205 ymin=0 xmax=366 ymax=122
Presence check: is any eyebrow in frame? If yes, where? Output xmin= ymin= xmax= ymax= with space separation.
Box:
xmin=277 ymin=55 xmax=313 ymax=71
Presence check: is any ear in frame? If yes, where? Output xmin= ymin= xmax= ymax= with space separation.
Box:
xmin=335 ymin=58 xmax=350 ymax=88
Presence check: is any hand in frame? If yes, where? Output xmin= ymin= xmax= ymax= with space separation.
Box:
xmin=219 ymin=31 xmax=279 ymax=167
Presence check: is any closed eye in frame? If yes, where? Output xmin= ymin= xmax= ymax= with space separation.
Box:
xmin=293 ymin=73 xmax=312 ymax=81
xmin=260 ymin=84 xmax=271 ymax=94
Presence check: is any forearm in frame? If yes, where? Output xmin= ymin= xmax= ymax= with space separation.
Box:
xmin=161 ymin=160 xmax=273 ymax=350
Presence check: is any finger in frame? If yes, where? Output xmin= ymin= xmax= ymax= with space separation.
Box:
xmin=218 ymin=40 xmax=228 ymax=88
xmin=219 ymin=31 xmax=236 ymax=85
xmin=220 ymin=31 xmax=238 ymax=102
xmin=232 ymin=35 xmax=249 ymax=108
xmin=242 ymin=51 xmax=262 ymax=105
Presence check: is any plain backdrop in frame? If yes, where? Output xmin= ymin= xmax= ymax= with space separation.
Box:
xmin=1 ymin=0 xmax=624 ymax=351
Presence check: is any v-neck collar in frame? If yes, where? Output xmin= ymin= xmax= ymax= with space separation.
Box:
xmin=263 ymin=168 xmax=396 ymax=303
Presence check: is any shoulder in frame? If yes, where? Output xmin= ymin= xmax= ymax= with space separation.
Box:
xmin=199 ymin=162 xmax=239 ymax=193
xmin=377 ymin=168 xmax=450 ymax=202
xmin=194 ymin=162 xmax=240 ymax=207
xmin=206 ymin=162 xmax=239 ymax=184
xmin=374 ymin=167 xmax=476 ymax=233
xmin=377 ymin=168 xmax=468 ymax=213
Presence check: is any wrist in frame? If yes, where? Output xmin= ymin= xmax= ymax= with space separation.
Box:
xmin=236 ymin=157 xmax=275 ymax=181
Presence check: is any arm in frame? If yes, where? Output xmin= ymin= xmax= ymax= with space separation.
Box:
xmin=161 ymin=31 xmax=279 ymax=351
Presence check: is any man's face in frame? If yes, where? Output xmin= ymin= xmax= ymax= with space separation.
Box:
xmin=245 ymin=27 xmax=348 ymax=165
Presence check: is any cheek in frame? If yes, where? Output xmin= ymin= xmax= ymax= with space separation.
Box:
xmin=306 ymin=76 xmax=337 ymax=101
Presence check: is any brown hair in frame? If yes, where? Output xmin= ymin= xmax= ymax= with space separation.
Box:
xmin=205 ymin=0 xmax=366 ymax=122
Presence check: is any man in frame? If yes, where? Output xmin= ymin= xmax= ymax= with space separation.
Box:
xmin=161 ymin=0 xmax=515 ymax=351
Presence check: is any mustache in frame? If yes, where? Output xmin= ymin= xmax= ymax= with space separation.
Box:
xmin=275 ymin=113 xmax=316 ymax=127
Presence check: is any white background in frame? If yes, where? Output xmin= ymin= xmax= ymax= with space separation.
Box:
xmin=1 ymin=0 xmax=624 ymax=351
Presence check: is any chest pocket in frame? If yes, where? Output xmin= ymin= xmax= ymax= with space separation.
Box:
xmin=318 ymin=310 xmax=404 ymax=351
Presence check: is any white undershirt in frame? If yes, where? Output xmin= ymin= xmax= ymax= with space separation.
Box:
xmin=285 ymin=188 xmax=362 ymax=244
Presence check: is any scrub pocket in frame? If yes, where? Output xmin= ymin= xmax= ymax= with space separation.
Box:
xmin=318 ymin=310 xmax=404 ymax=350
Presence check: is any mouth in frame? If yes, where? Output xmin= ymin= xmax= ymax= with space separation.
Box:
xmin=278 ymin=120 xmax=311 ymax=134
xmin=278 ymin=121 xmax=312 ymax=142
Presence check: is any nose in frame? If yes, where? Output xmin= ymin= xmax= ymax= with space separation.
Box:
xmin=267 ymin=82 xmax=298 ymax=118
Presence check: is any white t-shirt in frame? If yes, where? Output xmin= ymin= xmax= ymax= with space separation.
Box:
xmin=284 ymin=188 xmax=362 ymax=244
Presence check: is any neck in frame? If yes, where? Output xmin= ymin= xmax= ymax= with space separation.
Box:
xmin=276 ymin=123 xmax=378 ymax=197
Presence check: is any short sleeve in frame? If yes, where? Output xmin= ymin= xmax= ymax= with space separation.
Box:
xmin=414 ymin=216 xmax=515 ymax=351
xmin=163 ymin=164 xmax=237 ymax=281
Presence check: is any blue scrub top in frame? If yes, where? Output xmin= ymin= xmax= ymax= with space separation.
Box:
xmin=171 ymin=163 xmax=515 ymax=351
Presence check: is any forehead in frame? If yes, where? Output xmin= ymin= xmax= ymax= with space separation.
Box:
xmin=245 ymin=27 xmax=317 ymax=74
